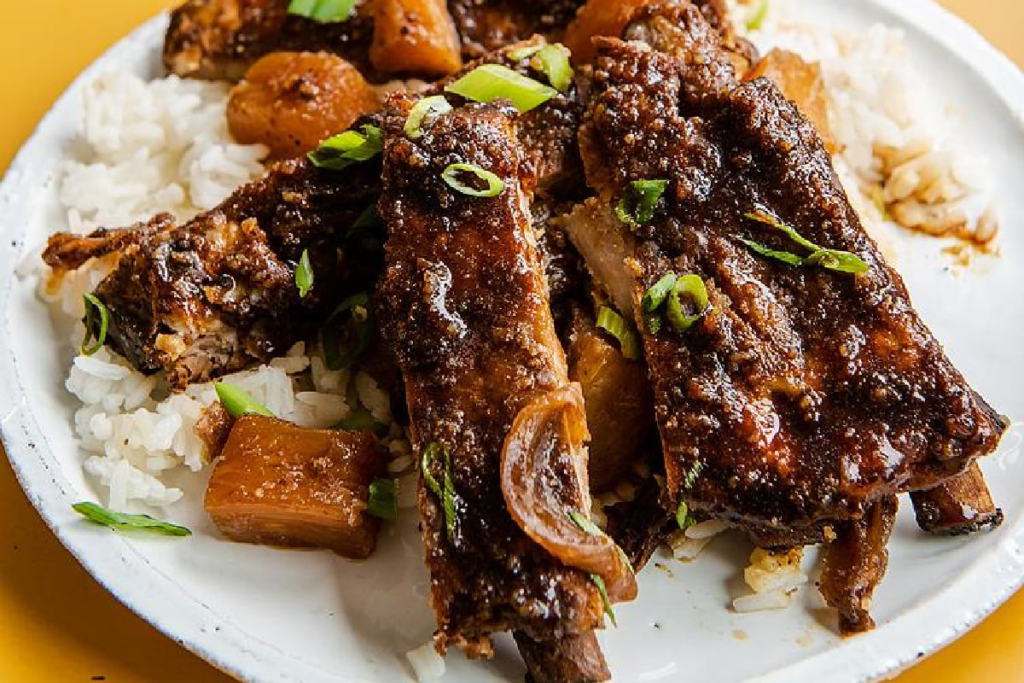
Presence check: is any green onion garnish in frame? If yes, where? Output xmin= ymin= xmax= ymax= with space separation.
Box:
xmin=675 ymin=500 xmax=696 ymax=531
xmin=367 ymin=478 xmax=398 ymax=521
xmin=72 ymin=501 xmax=192 ymax=537
xmin=442 ymin=447 xmax=457 ymax=541
xmin=309 ymin=124 xmax=383 ymax=171
xmin=295 ymin=249 xmax=314 ymax=298
xmin=421 ymin=443 xmax=444 ymax=499
xmin=736 ymin=238 xmax=807 ymax=267
xmin=642 ymin=273 xmax=677 ymax=315
xmin=347 ymin=201 xmax=385 ymax=252
xmin=404 ymin=96 xmax=453 ymax=140
xmin=422 ymin=442 xmax=457 ymax=541
xmin=747 ymin=0 xmax=770 ymax=31
xmin=747 ymin=207 xmax=820 ymax=251
xmin=441 ymin=163 xmax=505 ymax=198
xmin=591 ymin=574 xmax=617 ymax=627
xmin=287 ymin=0 xmax=356 ymax=23
xmin=80 ymin=293 xmax=110 ymax=356
xmin=320 ymin=292 xmax=373 ymax=371
xmin=615 ymin=179 xmax=669 ymax=226
xmin=642 ymin=272 xmax=710 ymax=335
xmin=675 ymin=462 xmax=705 ymax=529
xmin=215 ymin=383 xmax=274 ymax=418
xmin=352 ymin=202 xmax=382 ymax=232
xmin=665 ymin=274 xmax=710 ymax=333
xmin=641 ymin=273 xmax=677 ymax=334
xmin=596 ymin=306 xmax=641 ymax=361
xmin=531 ymin=44 xmax=574 ymax=93
xmin=683 ymin=461 xmax=705 ymax=490
xmin=741 ymin=207 xmax=869 ymax=274
xmin=569 ymin=510 xmax=605 ymax=537
xmin=507 ymin=45 xmax=544 ymax=61
xmin=570 ymin=510 xmax=627 ymax=625
xmin=445 ymin=64 xmax=558 ymax=113
xmin=805 ymin=249 xmax=873 ymax=274
xmin=333 ymin=409 xmax=389 ymax=436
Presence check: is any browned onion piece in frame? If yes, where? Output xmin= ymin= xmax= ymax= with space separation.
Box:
xmin=501 ymin=384 xmax=638 ymax=603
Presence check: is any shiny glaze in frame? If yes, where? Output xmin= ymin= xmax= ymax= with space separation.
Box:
xmin=44 ymin=156 xmax=382 ymax=389
xmin=577 ymin=3 xmax=1005 ymax=539
xmin=377 ymin=96 xmax=604 ymax=658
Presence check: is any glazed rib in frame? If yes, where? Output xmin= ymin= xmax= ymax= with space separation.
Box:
xmin=820 ymin=496 xmax=898 ymax=634
xmin=568 ymin=1 xmax=1004 ymax=628
xmin=44 ymin=156 xmax=381 ymax=389
xmin=910 ymin=461 xmax=1004 ymax=535
xmin=377 ymin=95 xmax=613 ymax=678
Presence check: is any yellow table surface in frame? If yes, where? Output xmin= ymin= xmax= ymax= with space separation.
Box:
xmin=3 ymin=1 xmax=1024 ymax=681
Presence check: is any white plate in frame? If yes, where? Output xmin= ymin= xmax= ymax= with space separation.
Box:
xmin=3 ymin=1 xmax=1024 ymax=682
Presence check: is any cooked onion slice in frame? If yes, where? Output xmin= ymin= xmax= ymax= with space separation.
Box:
xmin=501 ymin=384 xmax=638 ymax=603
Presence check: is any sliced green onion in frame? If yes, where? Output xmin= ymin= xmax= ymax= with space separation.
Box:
xmin=404 ymin=96 xmax=453 ymax=140
xmin=596 ymin=306 xmax=641 ymax=361
xmin=445 ymin=64 xmax=558 ymax=113
xmin=287 ymin=0 xmax=356 ymax=23
xmin=642 ymin=273 xmax=678 ymax=313
xmin=746 ymin=207 xmax=819 ymax=252
xmin=616 ymin=179 xmax=669 ymax=226
xmin=569 ymin=510 xmax=605 ymax=537
xmin=80 ymin=293 xmax=109 ymax=356
xmin=741 ymin=207 xmax=869 ymax=274
xmin=441 ymin=163 xmax=505 ymax=198
xmin=72 ymin=501 xmax=192 ymax=537
xmin=352 ymin=201 xmax=382 ymax=231
xmin=295 ymin=249 xmax=314 ymax=298
xmin=805 ymin=249 xmax=871 ymax=275
xmin=421 ymin=443 xmax=444 ymax=499
xmin=215 ymin=383 xmax=274 ymax=418
xmin=591 ymin=574 xmax=617 ymax=627
xmin=747 ymin=0 xmax=770 ymax=31
xmin=334 ymin=409 xmax=389 ymax=436
xmin=675 ymin=499 xmax=696 ymax=531
xmin=442 ymin=446 xmax=457 ymax=541
xmin=641 ymin=273 xmax=676 ymax=334
xmin=665 ymin=274 xmax=710 ymax=333
xmin=736 ymin=238 xmax=806 ymax=267
xmin=571 ymin=511 xmax=626 ymax=625
xmin=531 ymin=44 xmax=574 ymax=93
xmin=422 ymin=442 xmax=457 ymax=541
xmin=309 ymin=125 xmax=383 ymax=171
xmin=507 ymin=44 xmax=544 ymax=61
xmin=367 ymin=478 xmax=398 ymax=521
xmin=320 ymin=292 xmax=373 ymax=371
xmin=347 ymin=202 xmax=385 ymax=252
xmin=683 ymin=461 xmax=705 ymax=490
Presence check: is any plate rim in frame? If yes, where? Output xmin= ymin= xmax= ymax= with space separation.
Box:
xmin=2 ymin=3 xmax=1024 ymax=683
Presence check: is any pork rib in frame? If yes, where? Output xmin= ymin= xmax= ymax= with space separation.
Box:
xmin=569 ymin=1 xmax=1004 ymax=628
xmin=377 ymin=95 xmax=622 ymax=679
xmin=911 ymin=462 xmax=1003 ymax=535
xmin=44 ymin=156 xmax=381 ymax=389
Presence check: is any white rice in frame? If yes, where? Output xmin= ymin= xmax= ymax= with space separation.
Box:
xmin=667 ymin=519 xmax=731 ymax=562
xmin=732 ymin=0 xmax=995 ymax=245
xmin=46 ymin=70 xmax=409 ymax=510
xmin=406 ymin=641 xmax=446 ymax=682
xmin=61 ymin=70 xmax=266 ymax=233
xmin=732 ymin=547 xmax=808 ymax=614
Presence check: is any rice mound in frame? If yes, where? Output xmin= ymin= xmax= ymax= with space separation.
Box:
xmin=61 ymin=70 xmax=266 ymax=233
xmin=733 ymin=0 xmax=995 ymax=245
